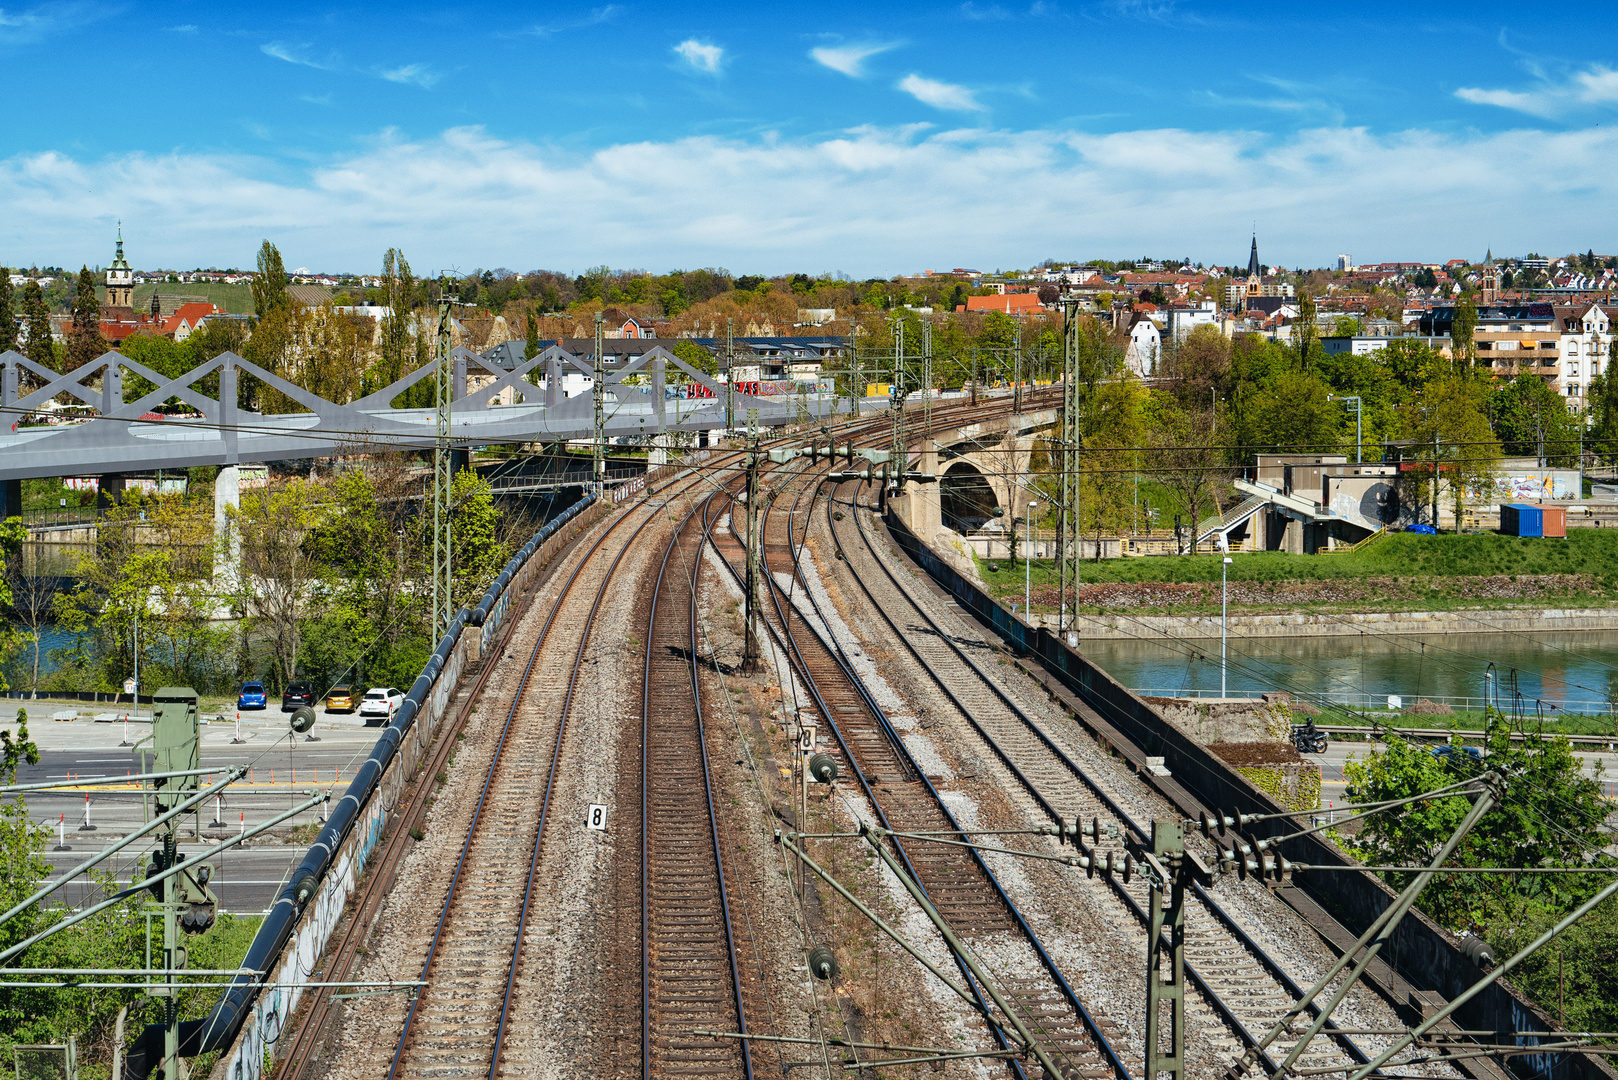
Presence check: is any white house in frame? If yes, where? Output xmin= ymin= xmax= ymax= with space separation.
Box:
xmin=1163 ymin=300 xmax=1219 ymax=342
xmin=1125 ymin=314 xmax=1161 ymax=377
xmin=1556 ymin=302 xmax=1615 ymax=405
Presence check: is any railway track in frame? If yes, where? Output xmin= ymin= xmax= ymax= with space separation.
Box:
xmin=636 ymin=494 xmax=763 ymax=1079
xmin=713 ymin=456 xmax=1130 ymax=1080
xmin=272 ymin=510 xmax=561 ymax=1080
xmin=383 ymin=484 xmax=701 ymax=1080
xmin=822 ymin=484 xmax=1382 ymax=1078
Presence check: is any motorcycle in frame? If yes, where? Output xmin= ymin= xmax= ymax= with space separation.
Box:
xmin=1291 ymin=724 xmax=1328 ymax=754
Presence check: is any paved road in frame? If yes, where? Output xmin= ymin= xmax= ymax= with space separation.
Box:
xmin=8 ymin=702 xmax=388 ymax=913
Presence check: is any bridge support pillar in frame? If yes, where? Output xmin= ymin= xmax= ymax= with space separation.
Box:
xmin=887 ymin=440 xmax=941 ymax=545
xmin=97 ymin=474 xmax=126 ymax=514
xmin=0 ymin=477 xmax=20 ymax=519
xmin=450 ymin=447 xmax=470 ymax=476
xmin=214 ymin=466 xmax=240 ymax=590
xmin=648 ymin=357 xmax=668 ymax=470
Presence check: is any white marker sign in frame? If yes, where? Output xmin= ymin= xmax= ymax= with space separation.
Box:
xmin=586 ymin=804 xmax=609 ymax=832
xmin=798 ymin=724 xmax=817 ymax=753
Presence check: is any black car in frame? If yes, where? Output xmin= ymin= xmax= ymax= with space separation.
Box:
xmin=282 ymin=680 xmax=316 ymax=711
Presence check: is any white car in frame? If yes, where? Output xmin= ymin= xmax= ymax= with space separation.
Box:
xmin=358 ymin=687 xmax=405 ymax=725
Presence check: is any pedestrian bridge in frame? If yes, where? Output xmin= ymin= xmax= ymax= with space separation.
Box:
xmin=0 ymin=344 xmax=848 ymax=497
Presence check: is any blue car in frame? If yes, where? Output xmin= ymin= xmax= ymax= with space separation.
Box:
xmin=1431 ymin=744 xmax=1483 ymax=764
xmin=238 ymin=682 xmax=268 ymax=710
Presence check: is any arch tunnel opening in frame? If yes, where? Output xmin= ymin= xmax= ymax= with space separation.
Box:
xmin=941 ymin=462 xmax=1000 ymax=532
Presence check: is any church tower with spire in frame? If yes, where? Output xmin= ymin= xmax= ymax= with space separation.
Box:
xmin=106 ymin=227 xmax=134 ymax=309
xmin=1245 ymin=235 xmax=1263 ymax=299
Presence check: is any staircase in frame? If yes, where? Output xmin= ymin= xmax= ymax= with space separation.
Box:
xmin=1194 ymin=493 xmax=1270 ymax=547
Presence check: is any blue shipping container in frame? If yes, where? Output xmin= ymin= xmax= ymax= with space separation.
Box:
xmin=1500 ymin=503 xmax=1543 ymax=537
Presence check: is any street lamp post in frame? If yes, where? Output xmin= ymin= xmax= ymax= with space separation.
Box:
xmin=1329 ymin=395 xmax=1363 ymax=463
xmin=1221 ymin=555 xmax=1233 ymax=697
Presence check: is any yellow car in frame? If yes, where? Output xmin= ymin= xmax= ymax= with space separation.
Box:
xmin=324 ymin=684 xmax=355 ymax=713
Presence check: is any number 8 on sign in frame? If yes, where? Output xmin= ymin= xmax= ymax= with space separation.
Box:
xmin=587 ymin=804 xmax=608 ymax=832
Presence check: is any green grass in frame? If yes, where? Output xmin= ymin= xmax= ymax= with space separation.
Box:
xmin=982 ymin=530 xmax=1618 ymax=589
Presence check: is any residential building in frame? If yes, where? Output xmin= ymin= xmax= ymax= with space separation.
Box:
xmin=1319 ymin=336 xmax=1391 ymax=357
xmin=1336 ymin=254 xmax=1351 ymax=271
xmin=1163 ymin=299 xmax=1219 ymax=342
xmin=1124 ymin=312 xmax=1161 ymax=377
xmin=1555 ymin=302 xmax=1616 ymax=405
xmin=962 ymin=293 xmax=1043 ymax=315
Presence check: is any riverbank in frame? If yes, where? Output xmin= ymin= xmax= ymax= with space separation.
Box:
xmin=1048 ymin=606 xmax=1618 ymax=639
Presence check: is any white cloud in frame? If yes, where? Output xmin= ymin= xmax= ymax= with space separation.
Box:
xmin=261 ymin=42 xmax=331 ymax=70
xmin=1457 ymin=64 xmax=1618 ymax=117
xmin=898 ymin=73 xmax=985 ymax=112
xmin=810 ymin=42 xmax=897 ymax=77
xmin=674 ymin=38 xmax=723 ymax=74
xmin=381 ymin=63 xmax=440 ymax=89
xmin=6 ymin=123 xmax=1618 ymax=275
xmin=528 ymin=5 xmax=619 ymax=36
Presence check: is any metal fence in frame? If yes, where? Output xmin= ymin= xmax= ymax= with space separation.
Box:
xmin=1130 ymin=687 xmax=1615 ymax=717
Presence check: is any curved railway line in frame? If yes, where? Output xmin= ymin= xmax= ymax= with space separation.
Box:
xmin=712 ymin=453 xmax=1131 ymax=1080
xmin=820 ymin=482 xmax=1388 ymax=1078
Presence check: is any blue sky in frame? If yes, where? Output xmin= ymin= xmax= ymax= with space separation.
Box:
xmin=1 ymin=1 xmax=1615 ymax=275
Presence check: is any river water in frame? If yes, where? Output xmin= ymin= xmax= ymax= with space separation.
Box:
xmin=1082 ymin=629 xmax=1618 ymax=715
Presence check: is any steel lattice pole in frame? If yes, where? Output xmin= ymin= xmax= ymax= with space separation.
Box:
xmin=433 ymin=296 xmax=453 ymax=642
xmin=1059 ymin=302 xmax=1081 ymax=636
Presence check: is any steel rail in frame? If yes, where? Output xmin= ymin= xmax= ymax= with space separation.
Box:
xmin=710 ymin=439 xmax=1128 ymax=1080
xmin=272 ymin=519 xmax=547 ymax=1080
xmin=385 ymin=487 xmax=684 ymax=1080
xmin=830 ymin=486 xmax=1375 ymax=1074
xmin=758 ymin=463 xmax=1126 ymax=1080
xmin=637 ymin=494 xmax=756 ymax=1078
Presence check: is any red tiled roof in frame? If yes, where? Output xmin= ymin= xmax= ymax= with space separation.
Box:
xmin=965 ymin=293 xmax=1042 ymax=313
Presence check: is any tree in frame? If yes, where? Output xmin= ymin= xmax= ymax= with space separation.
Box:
xmin=1161 ymin=323 xmax=1232 ymax=407
xmin=54 ymin=494 xmax=224 ymax=691
xmin=1295 ymin=291 xmax=1318 ymax=368
xmin=233 ymin=479 xmax=327 ymax=687
xmin=1077 ymin=374 xmax=1147 ymax=554
xmin=1451 ymin=293 xmax=1478 ymax=366
xmin=1402 ymin=369 xmax=1501 ymax=530
xmin=1236 ymin=368 xmax=1341 ymax=455
xmin=1490 ymin=374 xmax=1580 ymax=465
xmin=0 ymin=267 xmax=17 ymax=353
xmin=1146 ymin=394 xmax=1226 ymax=551
xmin=65 ymin=266 xmax=105 ymax=371
xmin=450 ymin=469 xmax=507 ymax=610
xmin=524 ymin=306 xmax=540 ymax=361
xmin=1037 ymin=283 xmax=1059 ymax=306
xmin=250 ymin=240 xmax=289 ymax=319
xmin=1342 ymin=720 xmax=1607 ymax=933
xmin=21 ymin=279 xmax=53 ymax=371
xmin=8 ymin=554 xmax=56 ymax=695
xmin=378 ymin=248 xmax=416 ymax=387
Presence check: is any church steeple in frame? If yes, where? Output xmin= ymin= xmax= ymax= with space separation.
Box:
xmin=1246 ymin=235 xmax=1262 ymax=280
xmin=106 ymin=225 xmax=134 ymax=309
